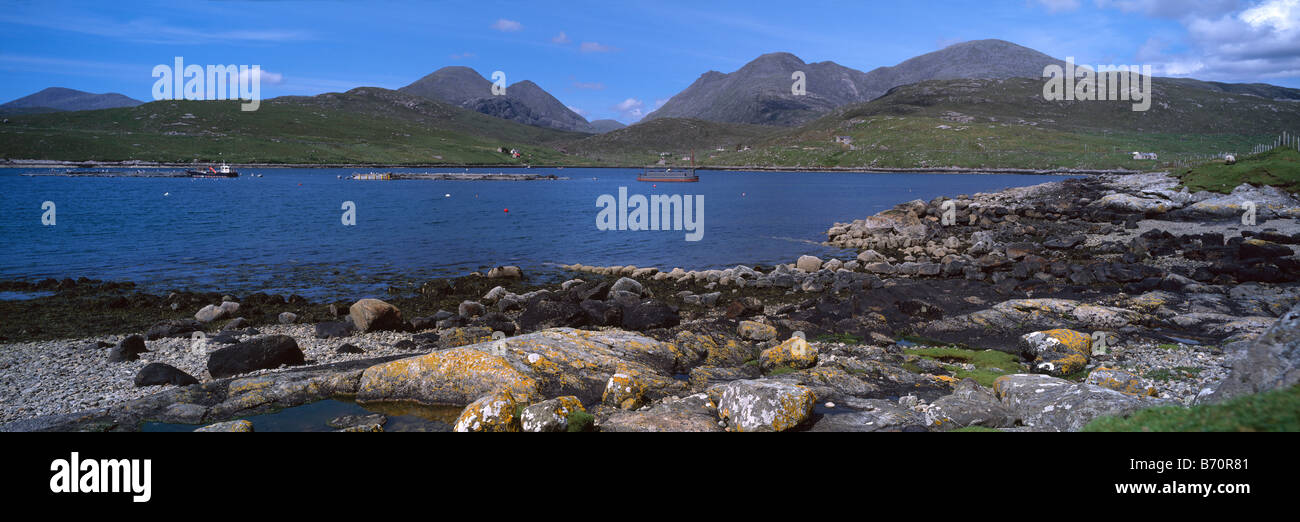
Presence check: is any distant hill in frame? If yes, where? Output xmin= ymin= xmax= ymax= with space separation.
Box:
xmin=590 ymin=119 xmax=627 ymax=133
xmin=0 ymin=87 xmax=586 ymax=164
xmin=1 ymin=87 xmax=143 ymax=113
xmin=645 ymin=40 xmax=1062 ymax=126
xmin=399 ymin=67 xmax=595 ymax=133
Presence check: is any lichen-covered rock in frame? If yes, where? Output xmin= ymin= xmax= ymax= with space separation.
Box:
xmin=195 ymin=419 xmax=253 ymax=432
xmin=1087 ymin=368 xmax=1158 ymax=397
xmin=349 ymin=298 xmax=405 ymax=333
xmin=454 ymin=390 xmax=521 ymax=432
xmin=923 ymin=378 xmax=1019 ymax=430
xmin=357 ymin=347 xmax=539 ymax=406
xmin=758 ymin=336 xmax=818 ymax=372
xmin=439 ymin=326 xmax=494 ymax=348
xmin=357 ymin=328 xmax=691 ymax=407
xmin=992 ymin=374 xmax=1168 ymax=432
xmin=716 ymin=380 xmax=815 ymax=432
xmin=1019 ymin=329 xmax=1091 ymax=377
xmin=602 ymin=365 xmax=651 ymax=410
xmin=520 ymin=396 xmax=586 ymax=432
xmin=737 ymin=320 xmax=777 ymax=341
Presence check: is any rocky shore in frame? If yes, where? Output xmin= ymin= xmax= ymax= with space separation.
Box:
xmin=3 ymin=170 xmax=1298 ymax=432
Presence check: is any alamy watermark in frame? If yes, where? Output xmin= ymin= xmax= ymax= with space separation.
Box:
xmin=596 ymin=187 xmax=704 ymax=241
xmin=152 ymin=56 xmax=265 ymax=111
xmin=1043 ymin=57 xmax=1152 ymax=112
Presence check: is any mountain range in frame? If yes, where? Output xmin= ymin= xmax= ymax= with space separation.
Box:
xmin=398 ymin=66 xmax=596 ymax=133
xmin=0 ymin=87 xmax=143 ymax=114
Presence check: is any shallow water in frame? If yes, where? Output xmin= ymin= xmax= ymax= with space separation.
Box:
xmin=1 ymin=167 xmax=1076 ymax=299
xmin=140 ymin=398 xmax=463 ymax=432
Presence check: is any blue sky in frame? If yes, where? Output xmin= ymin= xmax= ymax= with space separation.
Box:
xmin=2 ymin=0 xmax=1298 ymax=123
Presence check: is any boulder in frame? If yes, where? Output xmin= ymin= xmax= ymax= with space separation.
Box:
xmin=108 ymin=335 xmax=149 ymax=363
xmin=1209 ymin=302 xmax=1300 ymax=401
xmin=454 ymin=390 xmax=521 ymax=432
xmin=207 ymin=335 xmax=306 ymax=379
xmin=195 ymin=304 xmax=227 ymax=323
xmin=486 ymin=265 xmax=523 ymax=279
xmin=145 ymin=319 xmax=201 ymax=340
xmin=601 ymin=394 xmax=722 ymax=432
xmin=992 ymin=374 xmax=1168 ymax=432
xmin=922 ymin=378 xmax=1018 ymax=430
xmin=620 ymin=301 xmax=680 ymax=331
xmin=134 ymin=363 xmax=200 ymax=387
xmin=737 ymin=320 xmax=777 ymax=341
xmin=1019 ymin=329 xmax=1091 ymax=377
xmin=278 ymin=312 xmax=297 ymax=324
xmin=758 ymin=336 xmax=818 ymax=372
xmin=520 ymin=396 xmax=587 ymax=432
xmin=796 ymin=255 xmax=823 ymax=272
xmin=458 ymin=300 xmax=486 ymax=318
xmin=716 ymin=380 xmax=816 ymax=432
xmin=810 ymin=399 xmax=922 ymax=432
xmin=349 ymin=298 xmax=404 ymax=332
xmin=609 ymin=277 xmax=643 ymax=296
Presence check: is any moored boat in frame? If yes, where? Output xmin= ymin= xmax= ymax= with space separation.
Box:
xmin=187 ymin=163 xmax=239 ymax=178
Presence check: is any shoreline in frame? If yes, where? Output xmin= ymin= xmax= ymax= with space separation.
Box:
xmin=0 ymin=159 xmax=1147 ymax=176
xmin=3 ymin=170 xmax=1298 ymax=432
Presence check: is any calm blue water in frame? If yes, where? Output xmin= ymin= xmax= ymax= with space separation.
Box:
xmin=0 ymin=167 xmax=1075 ymax=299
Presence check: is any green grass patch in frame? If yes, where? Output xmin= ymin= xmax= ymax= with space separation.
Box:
xmin=566 ymin=411 xmax=595 ymax=432
xmin=1084 ymin=385 xmax=1300 ymax=432
xmin=1145 ymin=366 xmax=1203 ymax=382
xmin=904 ymin=346 xmax=1023 ymax=387
xmin=1156 ymin=343 xmax=1183 ymax=351
xmin=1177 ymin=147 xmax=1300 ymax=194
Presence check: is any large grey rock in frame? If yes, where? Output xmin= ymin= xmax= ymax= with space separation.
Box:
xmin=195 ymin=304 xmax=228 ymax=323
xmin=810 ymin=399 xmax=921 ymax=432
xmin=609 ymin=277 xmax=643 ymax=296
xmin=715 ymin=380 xmax=816 ymax=432
xmin=992 ymin=374 xmax=1169 ymax=432
xmin=923 ymin=378 xmax=1018 ymax=430
xmin=1208 ymin=303 xmax=1300 ymax=402
xmin=601 ymin=394 xmax=721 ymax=432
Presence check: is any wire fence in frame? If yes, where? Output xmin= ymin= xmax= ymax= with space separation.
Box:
xmin=1167 ymin=131 xmax=1300 ymax=168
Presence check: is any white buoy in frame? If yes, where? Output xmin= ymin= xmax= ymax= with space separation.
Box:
xmin=444 ymin=193 xmax=451 ymax=198
xmin=163 ymin=192 xmax=170 ymax=196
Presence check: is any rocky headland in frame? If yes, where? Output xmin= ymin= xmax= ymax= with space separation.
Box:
xmin=3 ymin=170 xmax=1298 ymax=432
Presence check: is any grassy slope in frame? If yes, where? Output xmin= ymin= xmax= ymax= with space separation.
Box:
xmin=1084 ymin=385 xmax=1300 ymax=432
xmin=0 ymin=87 xmax=590 ymax=165
xmin=3 ymin=78 xmax=1298 ymax=170
xmin=1176 ymin=146 xmax=1300 ymax=193
xmin=699 ymin=78 xmax=1298 ymax=170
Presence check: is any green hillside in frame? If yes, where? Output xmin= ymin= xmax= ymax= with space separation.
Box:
xmin=694 ymin=78 xmax=1299 ymax=170
xmin=0 ymin=87 xmax=590 ymax=165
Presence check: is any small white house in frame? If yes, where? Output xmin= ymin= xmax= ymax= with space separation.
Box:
xmin=1132 ymin=152 xmax=1158 ymax=160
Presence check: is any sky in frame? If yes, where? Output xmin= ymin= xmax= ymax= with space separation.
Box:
xmin=2 ymin=0 xmax=1298 ymax=123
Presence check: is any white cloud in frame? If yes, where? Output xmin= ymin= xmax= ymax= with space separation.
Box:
xmin=1097 ymin=0 xmax=1300 ymax=82
xmin=552 ymin=31 xmax=571 ymax=44
xmin=580 ymin=41 xmax=614 ymax=53
xmin=492 ymin=19 xmax=523 ymax=32
xmin=240 ymin=68 xmax=284 ymax=86
xmin=567 ymin=105 xmax=588 ymax=116
xmin=613 ymin=98 xmax=644 ymax=120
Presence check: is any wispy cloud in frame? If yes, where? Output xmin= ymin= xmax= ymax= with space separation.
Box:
xmin=572 ymin=81 xmax=605 ymax=90
xmin=613 ymin=97 xmax=644 ymax=120
xmin=450 ymin=52 xmax=477 ymax=60
xmin=580 ymin=41 xmax=615 ymax=53
xmin=0 ymin=13 xmax=311 ymax=45
xmin=492 ymin=18 xmax=523 ymax=32
xmin=552 ymin=31 xmax=571 ymax=44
